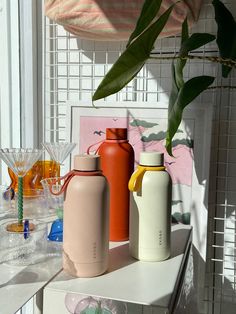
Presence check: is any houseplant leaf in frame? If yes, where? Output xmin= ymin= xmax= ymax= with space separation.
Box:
xmin=92 ymin=5 xmax=174 ymax=101
xmin=166 ymin=75 xmax=215 ymax=155
xmin=212 ymin=0 xmax=236 ymax=77
xmin=168 ymin=20 xmax=216 ymax=156
xmin=169 ymin=62 xmax=179 ymax=110
xmin=179 ymin=33 xmax=215 ymax=56
xmin=175 ymin=31 xmax=215 ymax=89
xmin=170 ymin=20 xmax=189 ymax=118
xmin=169 ymin=20 xmax=188 ymax=116
xmin=174 ymin=18 xmax=189 ymax=89
xmin=127 ymin=0 xmax=163 ymax=47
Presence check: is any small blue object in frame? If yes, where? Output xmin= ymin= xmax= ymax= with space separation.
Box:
xmin=3 ymin=187 xmax=15 ymax=200
xmin=24 ymin=219 xmax=30 ymax=239
xmin=48 ymin=219 xmax=63 ymax=242
xmin=9 ymin=187 xmax=15 ymax=200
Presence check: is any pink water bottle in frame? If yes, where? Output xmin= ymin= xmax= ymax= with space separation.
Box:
xmin=63 ymin=154 xmax=109 ymax=277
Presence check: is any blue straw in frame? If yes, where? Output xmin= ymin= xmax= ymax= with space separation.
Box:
xmin=24 ymin=219 xmax=29 ymax=239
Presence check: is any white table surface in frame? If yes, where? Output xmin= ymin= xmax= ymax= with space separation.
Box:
xmin=0 ymin=255 xmax=61 ymax=314
xmin=44 ymin=224 xmax=192 ymax=312
xmin=0 ymin=214 xmax=62 ymax=314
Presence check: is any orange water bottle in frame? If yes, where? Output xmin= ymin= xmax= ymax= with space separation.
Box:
xmin=98 ymin=128 xmax=134 ymax=241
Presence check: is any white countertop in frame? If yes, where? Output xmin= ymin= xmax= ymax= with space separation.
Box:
xmin=0 ymin=215 xmax=62 ymax=314
xmin=44 ymin=224 xmax=192 ymax=312
xmin=0 ymin=254 xmax=62 ymax=314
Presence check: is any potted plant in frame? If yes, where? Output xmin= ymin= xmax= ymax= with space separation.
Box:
xmin=92 ymin=0 xmax=236 ymax=156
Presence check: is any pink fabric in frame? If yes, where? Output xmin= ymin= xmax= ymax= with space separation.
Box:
xmin=45 ymin=0 xmax=203 ymax=41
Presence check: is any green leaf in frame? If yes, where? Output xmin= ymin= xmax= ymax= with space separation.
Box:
xmin=181 ymin=18 xmax=189 ymax=45
xmin=179 ymin=33 xmax=215 ymax=56
xmin=212 ymin=0 xmax=236 ymax=77
xmin=169 ymin=62 xmax=179 ymax=109
xmin=170 ymin=24 xmax=215 ymax=130
xmin=127 ymin=0 xmax=163 ymax=47
xmin=169 ymin=22 xmax=187 ymax=113
xmin=175 ymin=19 xmax=189 ymax=89
xmin=92 ymin=5 xmax=174 ymax=101
xmin=176 ymin=32 xmax=215 ymax=89
xmin=166 ymin=76 xmax=214 ymax=155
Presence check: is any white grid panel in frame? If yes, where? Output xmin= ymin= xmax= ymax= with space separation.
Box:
xmin=44 ymin=1 xmax=236 ymax=313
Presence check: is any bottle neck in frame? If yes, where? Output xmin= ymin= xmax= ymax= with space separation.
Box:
xmin=86 ymin=139 xmax=128 ymax=155
xmin=105 ymin=139 xmax=128 ymax=143
xmin=48 ymin=169 xmax=103 ymax=195
xmin=128 ymin=164 xmax=165 ymax=192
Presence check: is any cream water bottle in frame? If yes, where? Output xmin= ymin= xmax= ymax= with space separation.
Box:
xmin=128 ymin=151 xmax=172 ymax=261
xmin=63 ymin=154 xmax=109 ymax=277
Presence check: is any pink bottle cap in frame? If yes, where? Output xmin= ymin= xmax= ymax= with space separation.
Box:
xmin=74 ymin=154 xmax=100 ymax=171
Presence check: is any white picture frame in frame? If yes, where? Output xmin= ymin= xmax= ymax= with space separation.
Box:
xmin=66 ymin=100 xmax=213 ymax=259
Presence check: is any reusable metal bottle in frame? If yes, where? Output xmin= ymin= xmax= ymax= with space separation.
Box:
xmin=128 ymin=151 xmax=172 ymax=262
xmin=63 ymin=154 xmax=109 ymax=277
xmin=98 ymin=128 xmax=134 ymax=241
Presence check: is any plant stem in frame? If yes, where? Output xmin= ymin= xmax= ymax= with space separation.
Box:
xmin=149 ymin=54 xmax=236 ymax=68
xmin=208 ymin=85 xmax=236 ymax=89
xmin=18 ymin=176 xmax=23 ymax=224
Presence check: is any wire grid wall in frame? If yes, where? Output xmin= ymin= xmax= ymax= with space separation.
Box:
xmin=44 ymin=1 xmax=236 ymax=313
xmin=44 ymin=2 xmax=217 ymax=143
xmin=208 ymin=82 xmax=236 ymax=313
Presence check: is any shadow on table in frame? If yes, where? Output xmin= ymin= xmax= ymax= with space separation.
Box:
xmin=108 ymin=243 xmax=137 ymax=272
xmin=109 ymin=227 xmax=191 ymax=273
xmin=0 ymin=256 xmax=61 ymax=289
xmin=171 ymin=228 xmax=191 ymax=258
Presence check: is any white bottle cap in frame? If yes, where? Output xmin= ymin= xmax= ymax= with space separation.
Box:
xmin=139 ymin=151 xmax=164 ymax=166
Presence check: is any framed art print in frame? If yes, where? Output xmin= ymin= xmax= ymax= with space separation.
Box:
xmin=66 ymin=100 xmax=213 ymax=262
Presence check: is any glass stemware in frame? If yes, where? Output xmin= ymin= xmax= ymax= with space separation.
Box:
xmin=41 ymin=142 xmax=76 ymax=242
xmin=0 ymin=148 xmax=42 ymax=224
xmin=8 ymin=160 xmax=60 ymax=193
xmin=42 ymin=142 xmax=76 ymax=166
xmin=64 ymin=293 xmax=128 ymax=314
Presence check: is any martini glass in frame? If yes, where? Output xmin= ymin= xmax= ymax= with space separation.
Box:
xmin=42 ymin=142 xmax=76 ymax=166
xmin=41 ymin=142 xmax=76 ymax=242
xmin=0 ymin=148 xmax=42 ymax=226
